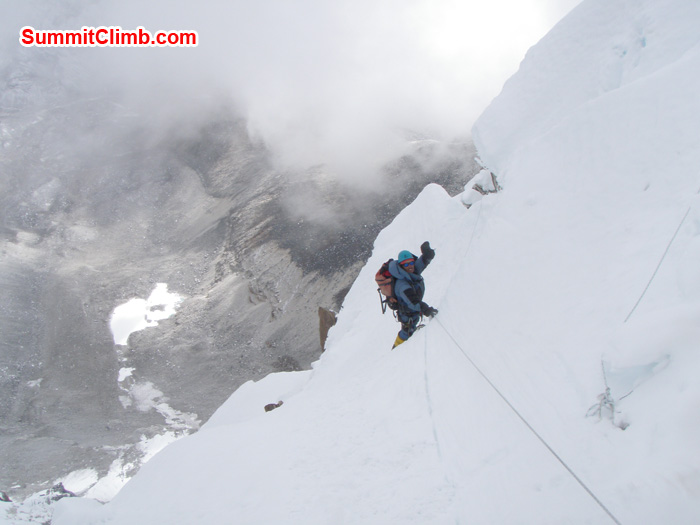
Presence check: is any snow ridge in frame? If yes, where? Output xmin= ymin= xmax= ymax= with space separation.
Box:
xmin=47 ymin=0 xmax=700 ymax=523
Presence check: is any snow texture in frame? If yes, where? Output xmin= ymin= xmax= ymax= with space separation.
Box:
xmin=109 ymin=283 xmax=182 ymax=346
xmin=47 ymin=0 xmax=700 ymax=523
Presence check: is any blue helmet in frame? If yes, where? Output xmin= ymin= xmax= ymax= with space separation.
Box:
xmin=398 ymin=250 xmax=415 ymax=264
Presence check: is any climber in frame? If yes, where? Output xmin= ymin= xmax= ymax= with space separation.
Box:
xmin=389 ymin=241 xmax=438 ymax=349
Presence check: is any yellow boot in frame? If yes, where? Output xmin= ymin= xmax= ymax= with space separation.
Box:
xmin=392 ymin=334 xmax=406 ymax=349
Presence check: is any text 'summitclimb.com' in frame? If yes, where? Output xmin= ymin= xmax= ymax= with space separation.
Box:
xmin=19 ymin=26 xmax=198 ymax=47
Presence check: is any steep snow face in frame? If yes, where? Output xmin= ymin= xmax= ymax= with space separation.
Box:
xmin=473 ymin=0 xmax=700 ymax=176
xmin=49 ymin=0 xmax=700 ymax=523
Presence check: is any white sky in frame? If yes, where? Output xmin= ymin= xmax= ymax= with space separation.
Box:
xmin=194 ymin=0 xmax=584 ymax=175
xmin=5 ymin=0 xmax=582 ymax=179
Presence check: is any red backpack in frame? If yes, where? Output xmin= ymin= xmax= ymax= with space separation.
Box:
xmin=375 ymin=259 xmax=398 ymax=313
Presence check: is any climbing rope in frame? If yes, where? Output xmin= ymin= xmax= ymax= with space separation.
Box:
xmin=624 ymin=205 xmax=692 ymax=323
xmin=433 ymin=317 xmax=622 ymax=525
xmin=422 ymin=332 xmax=443 ymax=460
xmin=428 ymin=177 xmax=621 ymax=521
xmin=463 ymin=192 xmax=484 ymax=255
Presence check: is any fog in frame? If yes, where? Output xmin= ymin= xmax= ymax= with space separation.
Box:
xmin=3 ymin=0 xmax=581 ymax=182
xmin=1 ymin=0 xmax=580 ymax=502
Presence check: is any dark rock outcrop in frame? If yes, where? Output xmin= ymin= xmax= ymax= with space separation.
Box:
xmin=318 ymin=307 xmax=338 ymax=352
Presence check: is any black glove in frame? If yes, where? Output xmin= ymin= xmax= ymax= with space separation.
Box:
xmin=420 ymin=302 xmax=438 ymax=318
xmin=420 ymin=241 xmax=435 ymax=263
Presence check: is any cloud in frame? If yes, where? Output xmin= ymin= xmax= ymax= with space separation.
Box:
xmin=4 ymin=0 xmax=581 ymax=181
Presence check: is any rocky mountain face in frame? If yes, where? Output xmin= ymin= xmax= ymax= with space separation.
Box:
xmin=0 ymin=69 xmax=478 ymax=499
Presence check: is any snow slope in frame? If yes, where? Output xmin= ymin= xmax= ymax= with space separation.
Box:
xmin=51 ymin=0 xmax=700 ymax=523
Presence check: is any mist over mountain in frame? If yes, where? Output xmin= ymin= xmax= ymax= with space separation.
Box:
xmin=0 ymin=0 xmax=581 ymax=515
xmin=40 ymin=0 xmax=700 ymax=523
xmin=0 ymin=86 xmax=477 ymax=501
xmin=2 ymin=0 xmax=578 ymax=178
xmin=0 ymin=1 xmax=485 ymax=503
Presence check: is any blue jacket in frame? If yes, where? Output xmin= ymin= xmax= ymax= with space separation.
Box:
xmin=388 ymin=254 xmax=429 ymax=314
